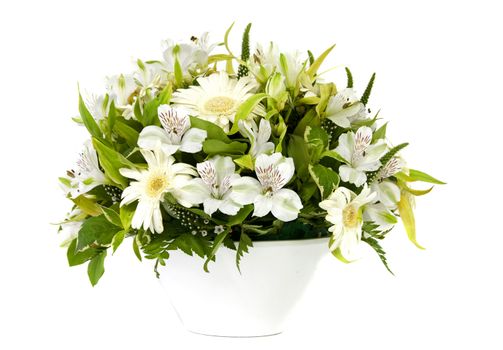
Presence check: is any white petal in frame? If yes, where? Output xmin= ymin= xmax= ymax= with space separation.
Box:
xmin=218 ymin=198 xmax=242 ymax=216
xmin=230 ymin=176 xmax=262 ymax=205
xmin=153 ymin=205 xmax=164 ymax=233
xmin=179 ymin=128 xmax=207 ymax=153
xmin=138 ymin=126 xmax=173 ymax=151
xmin=335 ymin=132 xmax=355 ymax=164
xmin=252 ymin=195 xmax=273 ymax=217
xmin=339 ymin=165 xmax=367 ymax=186
xmin=271 ymin=189 xmax=303 ymax=221
xmin=203 ymin=197 xmax=222 ymax=216
xmin=177 ymin=178 xmax=211 ymax=206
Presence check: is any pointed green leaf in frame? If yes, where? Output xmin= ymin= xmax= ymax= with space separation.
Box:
xmin=190 ymin=116 xmax=231 ymax=143
xmin=203 ymin=228 xmax=230 ymax=273
xmin=229 ymin=93 xmax=267 ymax=134
xmin=87 ymin=250 xmax=107 ymax=286
xmin=111 ymin=230 xmax=126 ymax=254
xmin=395 ymin=169 xmax=446 ymax=185
xmin=101 ymin=206 xmax=122 ymax=227
xmin=202 ymin=139 xmax=247 ymax=155
xmin=308 ymin=164 xmax=340 ymax=199
xmin=306 ymin=44 xmax=335 ymax=79
xmin=78 ymin=92 xmax=103 ymax=140
xmin=236 ymin=233 xmax=253 ymax=273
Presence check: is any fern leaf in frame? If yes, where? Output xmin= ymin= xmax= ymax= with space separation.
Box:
xmin=236 ymin=232 xmax=253 ymax=273
xmin=363 ymin=236 xmax=394 ymax=275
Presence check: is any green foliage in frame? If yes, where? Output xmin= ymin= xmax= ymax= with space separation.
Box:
xmin=304 ymin=126 xmax=329 ymax=163
xmin=287 ymin=134 xmax=310 ymax=180
xmin=203 ymin=139 xmax=247 ymax=155
xmin=236 ymin=233 xmax=253 ymax=273
xmin=345 ymin=67 xmax=353 ymax=88
xmin=308 ymin=164 xmax=340 ymax=199
xmin=397 ymin=190 xmax=425 ymax=250
xmin=237 ymin=23 xmax=252 ymax=79
xmin=395 ymin=169 xmax=446 ymax=185
xmin=92 ymin=138 xmax=136 ymax=188
xmin=76 ymin=215 xmax=121 ymax=252
xmin=67 ymin=239 xmax=100 ymax=267
xmin=306 ymin=45 xmax=335 ymax=79
xmin=78 ymin=92 xmax=103 ymax=141
xmin=204 ymin=228 xmax=230 ymax=273
xmin=170 ymin=234 xmax=212 ymax=258
xmin=88 ymin=250 xmax=107 ymax=286
xmin=362 ymin=236 xmax=394 ymax=275
xmin=190 ymin=117 xmax=231 ymax=143
xmin=114 ymin=119 xmax=139 ymax=147
xmin=372 ymin=122 xmax=388 ymax=142
xmin=229 ymin=93 xmax=268 ymax=134
xmin=360 ymin=73 xmax=376 ymax=105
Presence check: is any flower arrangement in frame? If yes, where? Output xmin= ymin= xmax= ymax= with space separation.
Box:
xmin=58 ymin=23 xmax=444 ymax=286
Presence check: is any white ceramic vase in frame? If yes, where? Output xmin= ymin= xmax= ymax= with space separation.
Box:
xmin=157 ymin=237 xmax=329 ymax=337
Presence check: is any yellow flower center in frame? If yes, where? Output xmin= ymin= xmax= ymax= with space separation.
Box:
xmin=146 ymin=174 xmax=168 ymax=198
xmin=342 ymin=204 xmax=359 ymax=228
xmin=204 ymin=96 xmax=236 ymax=115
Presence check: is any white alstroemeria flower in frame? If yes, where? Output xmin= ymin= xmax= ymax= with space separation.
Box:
xmin=250 ymin=42 xmax=280 ymax=83
xmin=319 ymin=185 xmax=376 ymax=258
xmin=162 ymin=36 xmax=211 ymax=78
xmin=106 ymin=74 xmax=137 ymax=108
xmin=335 ymin=126 xmax=387 ymax=186
xmin=69 ymin=140 xmax=107 ymax=198
xmin=325 ymin=88 xmax=367 ymax=128
xmin=171 ymin=72 xmax=262 ymax=131
xmin=278 ymin=51 xmax=306 ymax=89
xmin=134 ymin=61 xmax=166 ymax=98
xmin=238 ymin=119 xmax=275 ymax=158
xmin=119 ymin=149 xmax=197 ymax=233
xmin=363 ymin=203 xmax=397 ymax=232
xmin=178 ymin=156 xmax=243 ymax=216
xmin=84 ymin=92 xmax=112 ymax=121
xmin=138 ymin=105 xmax=207 ymax=155
xmin=58 ymin=208 xmax=85 ymax=247
xmin=193 ymin=32 xmax=218 ymax=53
xmin=231 ymin=153 xmax=302 ymax=221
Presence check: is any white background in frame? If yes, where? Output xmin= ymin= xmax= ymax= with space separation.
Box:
xmin=1 ymin=0 xmax=502 ymax=349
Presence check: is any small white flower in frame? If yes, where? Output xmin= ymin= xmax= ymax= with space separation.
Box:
xmin=231 ymin=153 xmax=303 ymax=222
xmin=134 ymin=61 xmax=166 ymax=98
xmin=325 ymin=88 xmax=367 ymax=128
xmin=214 ymin=225 xmax=225 ymax=234
xmin=162 ymin=34 xmax=214 ymax=78
xmin=319 ymin=185 xmax=376 ymax=259
xmin=335 ymin=126 xmax=387 ymax=186
xmin=119 ymin=149 xmax=197 ymax=233
xmin=69 ymin=140 xmax=107 ymax=198
xmin=58 ymin=208 xmax=85 ymax=247
xmin=250 ymin=42 xmax=280 ymax=83
xmin=178 ymin=156 xmax=243 ymax=216
xmin=171 ymin=72 xmax=261 ymax=131
xmin=279 ymin=51 xmax=306 ymax=89
xmin=106 ymin=74 xmax=137 ymax=108
xmin=138 ymin=105 xmax=207 ymax=155
xmin=238 ymin=118 xmax=275 ymax=158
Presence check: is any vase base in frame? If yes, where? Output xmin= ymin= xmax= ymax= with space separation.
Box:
xmin=187 ymin=329 xmax=283 ymax=338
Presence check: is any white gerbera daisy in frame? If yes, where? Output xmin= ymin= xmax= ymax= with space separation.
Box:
xmin=319 ymin=185 xmax=376 ymax=259
xmin=171 ymin=72 xmax=261 ymax=131
xmin=119 ymin=149 xmax=197 ymax=233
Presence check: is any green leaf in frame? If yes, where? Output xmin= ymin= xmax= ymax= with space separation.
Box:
xmin=363 ymin=236 xmax=394 ymax=275
xmin=321 ymin=150 xmax=349 ymax=164
xmin=174 ymin=50 xmax=184 ymax=87
xmin=307 ymin=50 xmax=315 ymax=66
xmin=120 ymin=203 xmax=136 ymax=230
xmin=372 ymin=122 xmax=388 ymax=142
xmin=400 ymin=182 xmax=434 ymax=196
xmin=170 ymin=234 xmax=211 ymax=259
xmin=71 ymin=195 xmax=102 ymax=216
xmin=316 ymin=83 xmax=336 ymax=116
xmin=202 ymin=139 xmax=247 ymax=155
xmin=107 ymin=100 xmax=117 ymax=139
xmin=111 ymin=230 xmax=126 ymax=254
xmin=76 ymin=215 xmax=121 ymax=252
xmin=133 ymin=236 xmax=142 ymax=261
xmin=101 ymin=206 xmax=122 ymax=227
xmin=395 ymin=169 xmax=446 ymax=185
xmin=397 ymin=190 xmax=425 ymax=250
xmin=309 ymin=164 xmax=340 ymax=199
xmin=114 ymin=119 xmax=139 ymax=147
xmin=78 ymin=92 xmax=103 ymax=140
xmin=227 ymin=205 xmax=253 ymax=226
xmin=87 ymin=250 xmax=107 ymax=286
xmin=287 ymin=134 xmax=310 ymax=180
xmin=67 ymin=239 xmax=99 ymax=266
xmin=234 ymin=154 xmax=254 ymax=170
xmin=293 ymin=109 xmax=319 ymax=136
xmin=304 ymin=126 xmax=329 ymax=163
xmin=229 ymin=93 xmax=267 ymax=134
xmin=345 ymin=67 xmax=353 ymax=88
xmin=236 ymin=233 xmax=253 ymax=273
xmin=360 ymin=73 xmax=376 ymax=105
xmin=224 ymin=22 xmax=235 ymax=56
xmin=92 ymin=138 xmax=136 ymax=188
xmin=306 ymin=44 xmax=335 ymax=79
xmin=134 ymin=99 xmax=143 ymax=124
xmin=203 ymin=228 xmax=230 ymax=273
xmin=190 ymin=117 xmax=231 ymax=143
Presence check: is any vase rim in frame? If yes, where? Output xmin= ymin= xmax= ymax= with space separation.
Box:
xmin=235 ymin=236 xmax=329 ymax=247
